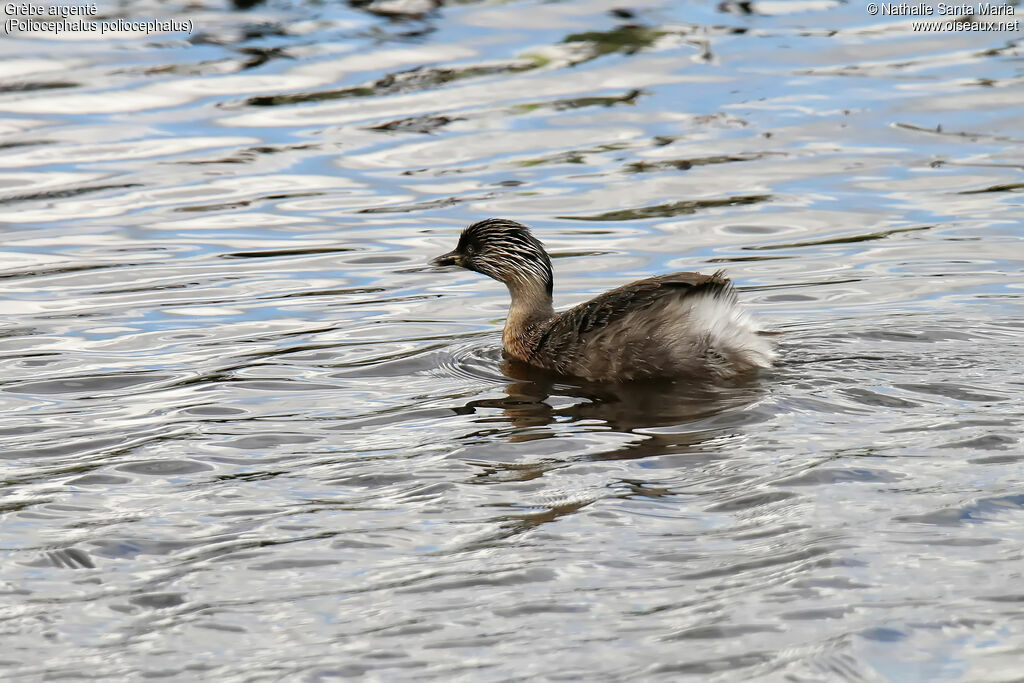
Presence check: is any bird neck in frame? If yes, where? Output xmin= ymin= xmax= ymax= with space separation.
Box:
xmin=502 ymin=281 xmax=554 ymax=358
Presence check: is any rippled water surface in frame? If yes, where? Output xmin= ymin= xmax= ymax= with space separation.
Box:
xmin=2 ymin=0 xmax=1022 ymax=679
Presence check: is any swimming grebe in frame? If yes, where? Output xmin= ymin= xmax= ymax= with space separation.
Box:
xmin=432 ymin=218 xmax=775 ymax=382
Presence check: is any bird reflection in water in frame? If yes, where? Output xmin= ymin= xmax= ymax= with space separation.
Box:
xmin=448 ymin=357 xmax=768 ymax=548
xmin=456 ymin=353 xmax=767 ymax=459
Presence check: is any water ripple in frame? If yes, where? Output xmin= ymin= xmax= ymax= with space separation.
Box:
xmin=0 ymin=0 xmax=1021 ymax=679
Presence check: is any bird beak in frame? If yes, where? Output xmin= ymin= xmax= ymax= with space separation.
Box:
xmin=431 ymin=250 xmax=462 ymax=269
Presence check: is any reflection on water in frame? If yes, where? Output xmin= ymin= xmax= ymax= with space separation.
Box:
xmin=1 ymin=0 xmax=1023 ymax=679
xmin=498 ymin=356 xmax=767 ymax=430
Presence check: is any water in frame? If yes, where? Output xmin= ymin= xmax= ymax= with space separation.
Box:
xmin=1 ymin=0 xmax=1022 ymax=679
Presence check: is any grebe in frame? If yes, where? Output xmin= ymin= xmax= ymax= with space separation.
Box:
xmin=432 ymin=218 xmax=774 ymax=382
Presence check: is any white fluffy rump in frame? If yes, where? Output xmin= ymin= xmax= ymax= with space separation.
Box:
xmin=673 ymin=291 xmax=776 ymax=377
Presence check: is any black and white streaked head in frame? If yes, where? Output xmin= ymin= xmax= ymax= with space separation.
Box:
xmin=432 ymin=218 xmax=553 ymax=297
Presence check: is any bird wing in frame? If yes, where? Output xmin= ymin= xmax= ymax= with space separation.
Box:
xmin=530 ymin=270 xmax=733 ymax=357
